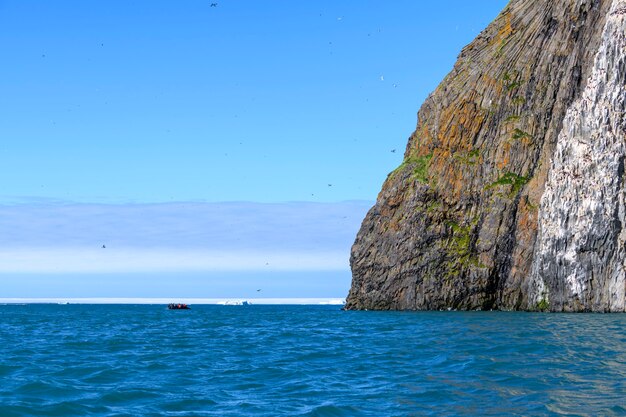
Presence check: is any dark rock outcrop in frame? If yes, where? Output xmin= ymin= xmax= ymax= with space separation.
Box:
xmin=346 ymin=0 xmax=626 ymax=311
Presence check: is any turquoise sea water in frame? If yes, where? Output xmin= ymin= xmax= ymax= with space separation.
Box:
xmin=1 ymin=305 xmax=625 ymax=416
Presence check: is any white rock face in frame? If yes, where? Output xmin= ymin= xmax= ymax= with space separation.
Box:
xmin=531 ymin=0 xmax=626 ymax=311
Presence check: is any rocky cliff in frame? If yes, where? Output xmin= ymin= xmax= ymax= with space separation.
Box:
xmin=346 ymin=0 xmax=626 ymax=312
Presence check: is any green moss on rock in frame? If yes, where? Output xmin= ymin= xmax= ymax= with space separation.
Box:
xmin=536 ymin=298 xmax=550 ymax=311
xmin=486 ymin=172 xmax=530 ymax=195
xmin=511 ymin=128 xmax=532 ymax=141
xmin=389 ymin=153 xmax=433 ymax=183
xmin=454 ymin=149 xmax=481 ymax=165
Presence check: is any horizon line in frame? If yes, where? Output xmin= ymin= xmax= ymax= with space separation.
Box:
xmin=0 ymin=297 xmax=347 ymax=305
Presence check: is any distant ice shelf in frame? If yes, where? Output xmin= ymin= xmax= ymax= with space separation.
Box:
xmin=0 ymin=298 xmax=347 ymax=305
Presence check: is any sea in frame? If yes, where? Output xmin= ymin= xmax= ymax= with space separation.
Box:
xmin=1 ymin=304 xmax=625 ymax=417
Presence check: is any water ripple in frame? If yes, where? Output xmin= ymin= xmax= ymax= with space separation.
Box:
xmin=0 ymin=306 xmax=625 ymax=416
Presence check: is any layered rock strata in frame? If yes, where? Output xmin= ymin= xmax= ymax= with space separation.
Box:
xmin=346 ymin=0 xmax=626 ymax=311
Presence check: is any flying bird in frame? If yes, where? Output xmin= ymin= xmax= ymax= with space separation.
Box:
xmin=391 ymin=149 xmax=396 ymax=153
xmin=102 ymin=245 xmax=106 ymax=249
xmin=210 ymin=3 xmax=218 ymax=7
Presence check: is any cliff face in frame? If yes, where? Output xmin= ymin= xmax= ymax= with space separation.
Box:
xmin=346 ymin=0 xmax=626 ymax=312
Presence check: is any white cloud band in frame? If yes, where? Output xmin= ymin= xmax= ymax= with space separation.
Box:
xmin=0 ymin=248 xmax=349 ymax=273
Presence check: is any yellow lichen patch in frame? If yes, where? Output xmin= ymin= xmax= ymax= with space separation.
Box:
xmin=428 ymin=155 xmax=473 ymax=201
xmin=437 ymin=148 xmax=452 ymax=160
xmin=481 ymin=73 xmax=499 ymax=88
xmin=480 ymin=74 xmax=503 ymax=98
xmin=491 ymin=11 xmax=514 ymax=58
xmin=517 ymin=200 xmax=535 ymax=230
xmin=497 ymin=142 xmax=511 ymax=170
xmin=406 ymin=122 xmax=434 ymax=158
xmin=409 ymin=97 xmax=491 ymax=201
xmin=388 ymin=218 xmax=401 ymax=232
xmin=450 ymin=170 xmax=471 ymax=200
xmin=499 ymin=12 xmax=513 ymax=40
xmin=437 ymin=100 xmax=487 ymax=151
xmin=519 ymin=136 xmax=533 ymax=146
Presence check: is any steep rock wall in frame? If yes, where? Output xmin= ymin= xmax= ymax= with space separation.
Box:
xmin=346 ymin=0 xmax=624 ymax=311
xmin=529 ymin=2 xmax=626 ymax=311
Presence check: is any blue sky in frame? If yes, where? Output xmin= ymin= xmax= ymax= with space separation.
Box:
xmin=0 ymin=1 xmax=507 ymax=298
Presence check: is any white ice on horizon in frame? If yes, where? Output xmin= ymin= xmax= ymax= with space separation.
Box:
xmin=0 ymin=297 xmax=347 ymax=305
